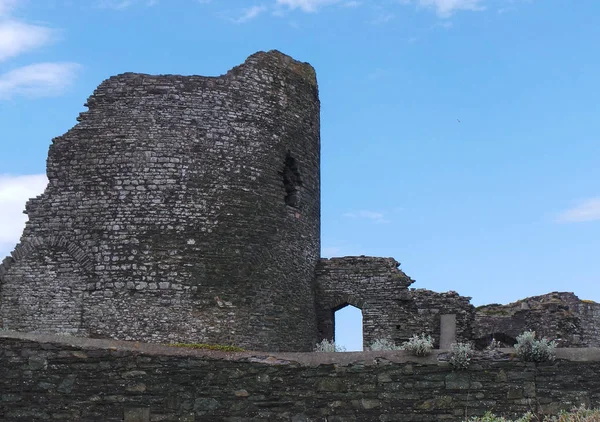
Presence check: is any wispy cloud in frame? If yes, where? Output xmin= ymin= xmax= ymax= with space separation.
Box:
xmin=0 ymin=18 xmax=56 ymax=62
xmin=232 ymin=5 xmax=267 ymax=23
xmin=0 ymin=174 xmax=47 ymax=246
xmin=0 ymin=0 xmax=18 ymax=17
xmin=97 ymin=0 xmax=158 ymax=9
xmin=0 ymin=2 xmax=81 ymax=99
xmin=343 ymin=210 xmax=390 ymax=223
xmin=0 ymin=62 xmax=81 ymax=99
xmin=416 ymin=0 xmax=484 ymax=18
xmin=370 ymin=12 xmax=394 ymax=24
xmin=276 ymin=0 xmax=341 ymax=12
xmin=556 ymin=198 xmax=600 ymax=223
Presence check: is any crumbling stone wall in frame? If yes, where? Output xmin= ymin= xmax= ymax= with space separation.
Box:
xmin=2 ymin=331 xmax=600 ymax=422
xmin=0 ymin=51 xmax=321 ymax=352
xmin=315 ymin=257 xmax=474 ymax=348
xmin=407 ymin=289 xmax=475 ymax=345
xmin=474 ymin=292 xmax=600 ymax=348
xmin=2 ymin=48 xmax=596 ymax=355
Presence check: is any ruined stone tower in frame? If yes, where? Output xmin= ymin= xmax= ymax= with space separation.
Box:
xmin=0 ymin=51 xmax=321 ymax=351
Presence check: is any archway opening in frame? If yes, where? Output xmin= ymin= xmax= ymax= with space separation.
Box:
xmin=334 ymin=304 xmax=363 ymax=351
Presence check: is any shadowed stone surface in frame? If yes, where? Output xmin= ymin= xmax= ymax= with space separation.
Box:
xmin=2 ymin=331 xmax=600 ymax=421
xmin=0 ymin=50 xmax=321 ymax=352
xmin=1 ymin=49 xmax=598 ymax=356
xmin=474 ymin=292 xmax=600 ymax=348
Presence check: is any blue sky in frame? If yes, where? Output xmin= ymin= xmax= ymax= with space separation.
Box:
xmin=1 ymin=0 xmax=599 ymax=351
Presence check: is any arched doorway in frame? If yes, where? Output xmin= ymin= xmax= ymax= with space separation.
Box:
xmin=334 ymin=304 xmax=363 ymax=351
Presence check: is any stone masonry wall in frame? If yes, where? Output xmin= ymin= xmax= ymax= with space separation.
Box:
xmin=474 ymin=292 xmax=600 ymax=348
xmin=0 ymin=50 xmax=321 ymax=352
xmin=315 ymin=257 xmax=474 ymax=349
xmin=2 ymin=331 xmax=600 ymax=422
xmin=408 ymin=289 xmax=474 ymax=345
xmin=315 ymin=257 xmax=414 ymax=348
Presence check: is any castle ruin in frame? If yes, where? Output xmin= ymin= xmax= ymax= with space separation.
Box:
xmin=1 ymin=50 xmax=598 ymax=352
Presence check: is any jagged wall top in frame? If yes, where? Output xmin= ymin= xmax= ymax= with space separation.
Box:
xmin=3 ymin=50 xmax=321 ymax=351
xmin=75 ymin=50 xmax=317 ymax=126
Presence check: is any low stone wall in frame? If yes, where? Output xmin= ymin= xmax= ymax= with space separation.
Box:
xmin=1 ymin=331 xmax=600 ymax=421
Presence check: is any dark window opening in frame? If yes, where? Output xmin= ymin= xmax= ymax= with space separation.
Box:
xmin=281 ymin=151 xmax=303 ymax=207
xmin=334 ymin=304 xmax=363 ymax=351
xmin=473 ymin=332 xmax=518 ymax=350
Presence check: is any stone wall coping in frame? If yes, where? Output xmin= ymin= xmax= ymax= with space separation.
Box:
xmin=3 ymin=330 xmax=600 ymax=365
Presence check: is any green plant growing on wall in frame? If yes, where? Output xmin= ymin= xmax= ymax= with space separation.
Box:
xmin=465 ymin=411 xmax=534 ymax=421
xmin=368 ymin=338 xmax=402 ymax=351
xmin=314 ymin=339 xmax=346 ymax=352
xmin=401 ymin=333 xmax=434 ymax=356
xmin=550 ymin=405 xmax=600 ymax=421
xmin=466 ymin=406 xmax=600 ymax=421
xmin=514 ymin=331 xmax=557 ymax=362
xmin=450 ymin=342 xmax=473 ymax=370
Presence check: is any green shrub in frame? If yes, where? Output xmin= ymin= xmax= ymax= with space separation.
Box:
xmin=449 ymin=342 xmax=473 ymax=370
xmin=314 ymin=339 xmax=346 ymax=352
xmin=401 ymin=333 xmax=434 ymax=356
xmin=549 ymin=405 xmax=600 ymax=421
xmin=368 ymin=338 xmax=402 ymax=351
xmin=466 ymin=411 xmax=534 ymax=421
xmin=514 ymin=330 xmax=557 ymax=362
xmin=467 ymin=406 xmax=600 ymax=421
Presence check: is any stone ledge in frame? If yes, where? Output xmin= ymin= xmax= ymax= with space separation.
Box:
xmin=3 ymin=330 xmax=600 ymax=365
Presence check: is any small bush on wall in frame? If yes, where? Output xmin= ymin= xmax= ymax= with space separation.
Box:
xmin=514 ymin=331 xmax=556 ymax=362
xmin=368 ymin=338 xmax=402 ymax=351
xmin=466 ymin=406 xmax=600 ymax=421
xmin=314 ymin=339 xmax=346 ymax=352
xmin=401 ymin=333 xmax=434 ymax=356
xmin=449 ymin=342 xmax=473 ymax=370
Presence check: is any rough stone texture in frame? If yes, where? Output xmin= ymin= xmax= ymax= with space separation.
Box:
xmin=2 ymin=331 xmax=600 ymax=422
xmin=315 ymin=257 xmax=474 ymax=349
xmin=408 ymin=289 xmax=475 ymax=346
xmin=473 ymin=292 xmax=600 ymax=348
xmin=0 ymin=50 xmax=321 ymax=352
xmin=1 ymin=49 xmax=597 ymax=354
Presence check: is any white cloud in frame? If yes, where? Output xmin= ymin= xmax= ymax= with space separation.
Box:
xmin=276 ymin=0 xmax=340 ymax=12
xmin=97 ymin=0 xmax=158 ymax=9
xmin=232 ymin=5 xmax=267 ymax=23
xmin=0 ymin=174 xmax=47 ymax=245
xmin=274 ymin=0 xmax=485 ymax=17
xmin=417 ymin=0 xmax=484 ymax=17
xmin=0 ymin=0 xmax=18 ymax=17
xmin=0 ymin=19 xmax=56 ymax=62
xmin=370 ymin=12 xmax=394 ymax=24
xmin=343 ymin=210 xmax=390 ymax=223
xmin=557 ymin=198 xmax=600 ymax=223
xmin=0 ymin=62 xmax=81 ymax=99
xmin=0 ymin=1 xmax=81 ymax=98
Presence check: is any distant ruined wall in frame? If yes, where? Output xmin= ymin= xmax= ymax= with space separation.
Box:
xmin=474 ymin=292 xmax=600 ymax=348
xmin=2 ymin=332 xmax=600 ymax=422
xmin=0 ymin=51 xmax=321 ymax=352
xmin=315 ymin=257 xmax=474 ymax=348
xmin=407 ymin=289 xmax=474 ymax=345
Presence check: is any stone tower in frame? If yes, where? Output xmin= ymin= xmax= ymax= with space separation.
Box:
xmin=0 ymin=51 xmax=321 ymax=352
